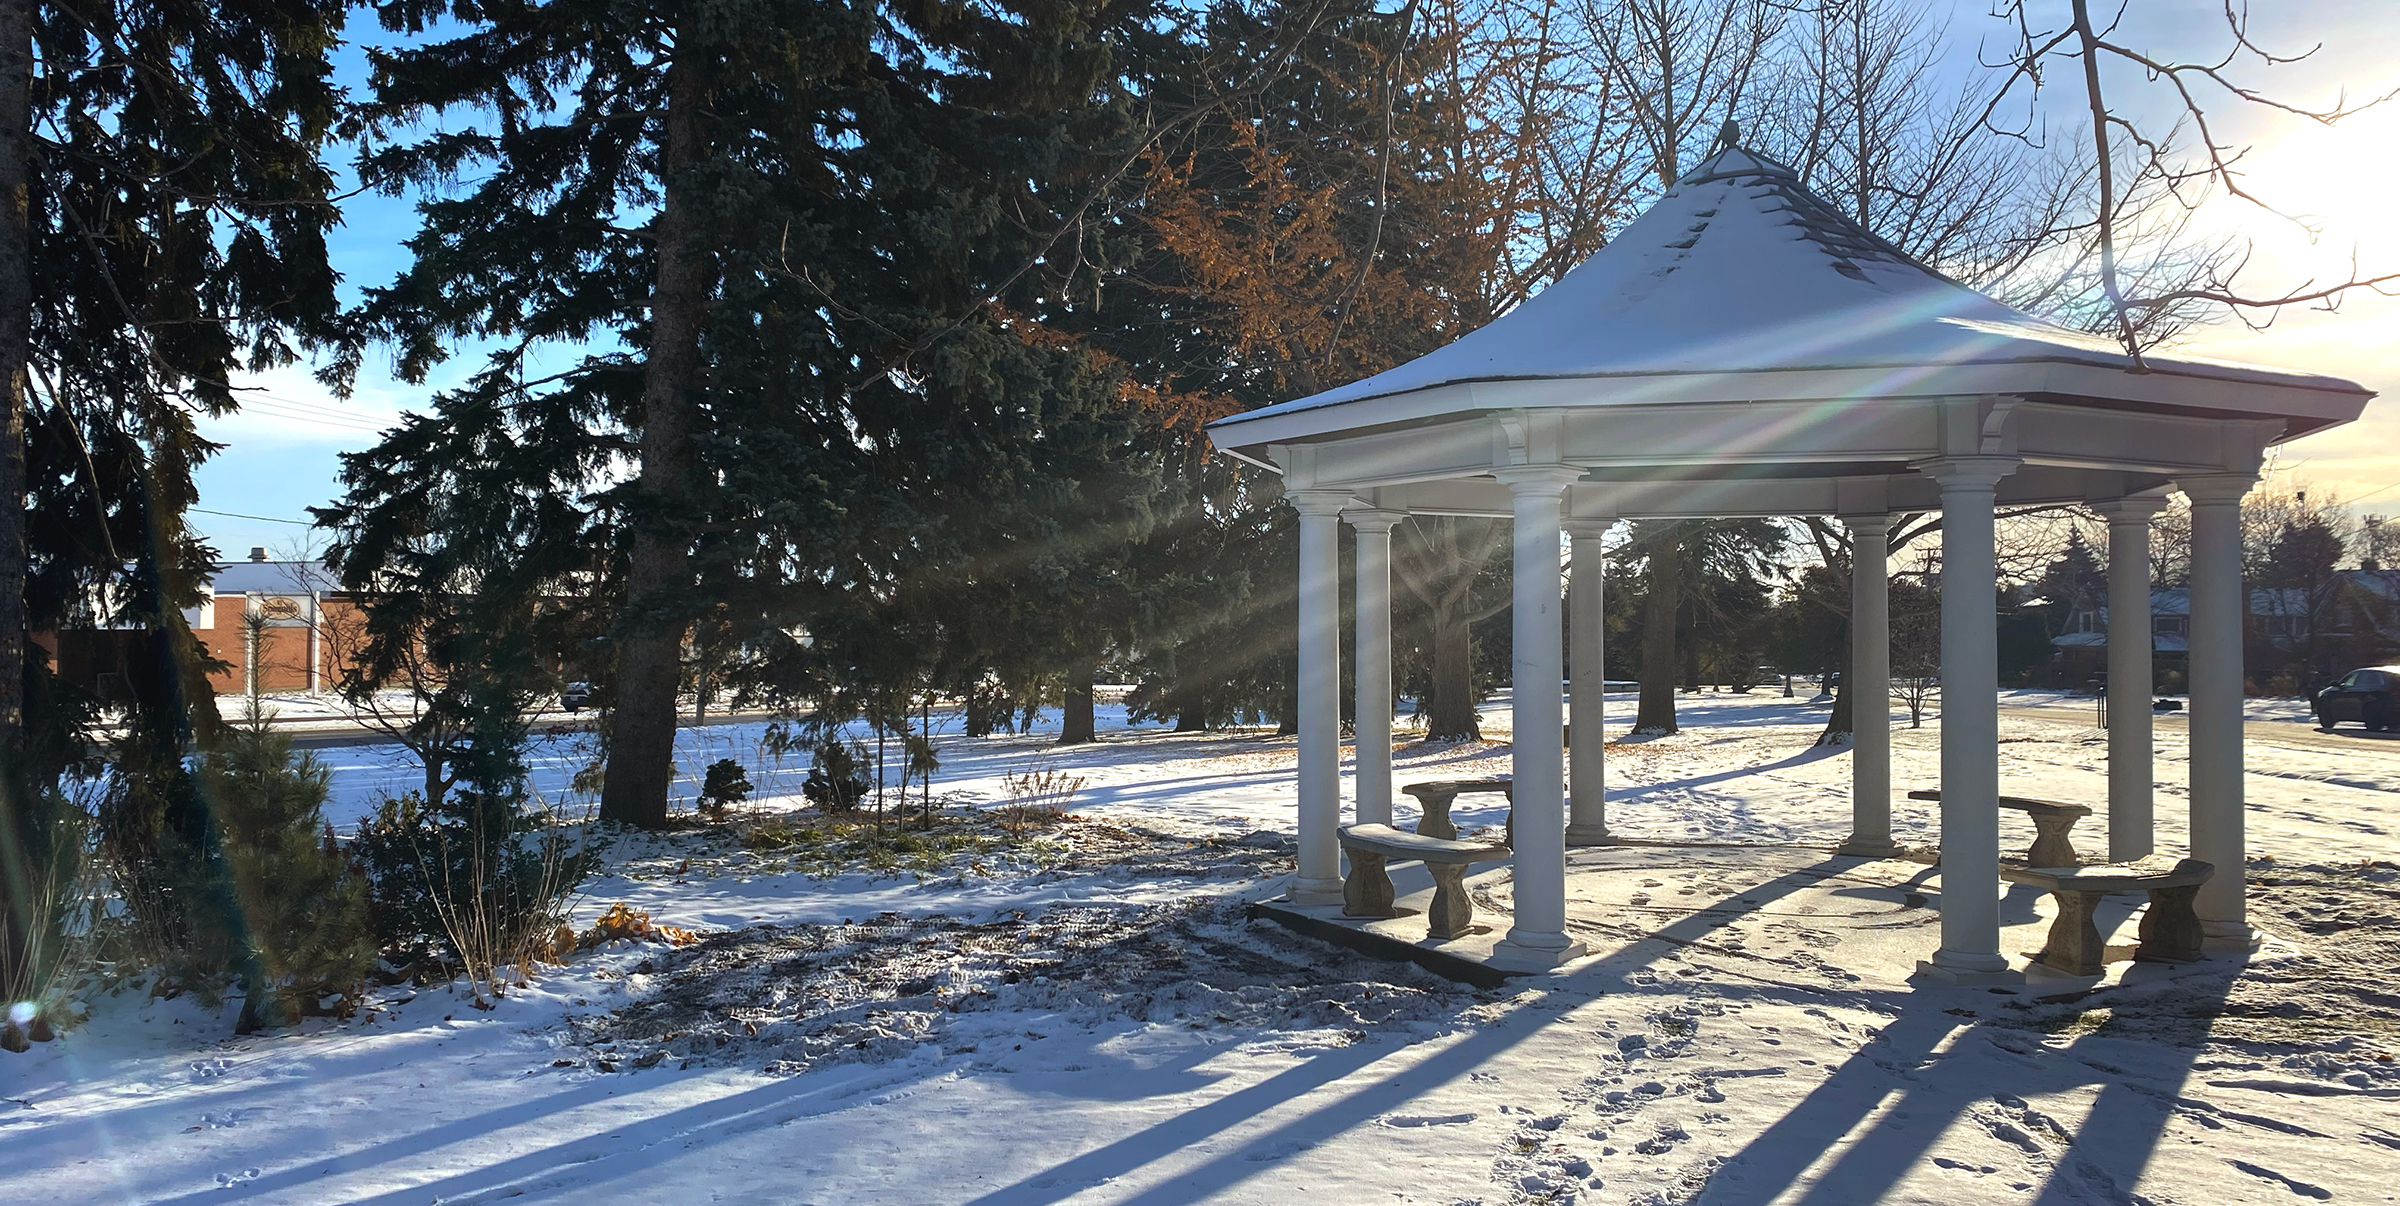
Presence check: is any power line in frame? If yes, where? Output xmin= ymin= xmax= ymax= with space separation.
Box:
xmin=234 ymin=397 xmax=388 ymax=432
xmin=191 ymin=507 xmax=315 ymax=526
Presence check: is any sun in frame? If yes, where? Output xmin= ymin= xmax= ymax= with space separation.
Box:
xmin=2235 ymin=105 xmax=2400 ymax=257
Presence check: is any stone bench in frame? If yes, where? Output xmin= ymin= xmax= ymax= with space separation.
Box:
xmin=1401 ymin=778 xmax=1512 ymax=841
xmin=1907 ymin=789 xmax=2091 ymax=867
xmin=2006 ymin=856 xmax=2213 ymax=975
xmin=1337 ymin=823 xmax=1511 ymax=941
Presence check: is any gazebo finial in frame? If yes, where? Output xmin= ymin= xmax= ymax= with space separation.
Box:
xmin=1715 ymin=118 xmax=1741 ymax=151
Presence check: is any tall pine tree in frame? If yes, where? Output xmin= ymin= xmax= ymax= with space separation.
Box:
xmin=1 ymin=0 xmax=349 ymax=990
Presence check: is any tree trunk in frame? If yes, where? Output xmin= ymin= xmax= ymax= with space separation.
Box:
xmin=1172 ymin=671 xmax=1206 ymax=732
xmin=1680 ymin=609 xmax=1701 ymax=692
xmin=963 ymin=683 xmax=997 ymax=738
xmin=0 ymin=0 xmax=29 ymax=795
xmin=1817 ymin=613 xmax=1855 ymax=746
xmin=601 ymin=53 xmax=709 ymax=830
xmin=1424 ymin=605 xmax=1482 ymax=741
xmin=1059 ymin=663 xmax=1096 ymax=745
xmin=1635 ymin=532 xmax=1682 ymax=733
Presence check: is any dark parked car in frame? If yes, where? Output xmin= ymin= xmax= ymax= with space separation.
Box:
xmin=2315 ymin=666 xmax=2399 ymax=732
xmin=560 ymin=681 xmax=596 ymax=712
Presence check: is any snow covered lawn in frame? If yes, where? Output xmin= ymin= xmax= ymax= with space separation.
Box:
xmin=5 ymin=692 xmax=2397 ymax=1205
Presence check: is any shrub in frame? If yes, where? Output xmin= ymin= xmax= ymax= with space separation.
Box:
xmin=0 ymin=787 xmax=98 ymax=1047
xmin=700 ymin=758 xmax=752 ymax=820
xmin=185 ymin=713 xmax=377 ymax=1032
xmin=803 ymin=740 xmax=869 ymax=815
xmin=996 ymin=756 xmax=1086 ymax=836
xmin=356 ymin=789 xmax=588 ymax=1005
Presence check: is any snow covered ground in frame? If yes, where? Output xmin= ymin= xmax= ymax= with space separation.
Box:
xmin=5 ymin=691 xmax=2397 ymax=1205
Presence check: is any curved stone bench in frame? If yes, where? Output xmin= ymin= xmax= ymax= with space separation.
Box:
xmin=1907 ymin=789 xmax=2092 ymax=867
xmin=1338 ymin=823 xmax=1511 ymax=941
xmin=1401 ymin=778 xmax=1512 ymax=841
xmin=2008 ymin=856 xmax=2213 ymax=975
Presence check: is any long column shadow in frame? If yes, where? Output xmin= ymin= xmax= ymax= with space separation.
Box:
xmin=1694 ymin=958 xmax=2237 ymax=1206
xmin=955 ymin=854 xmax=1870 ymax=1206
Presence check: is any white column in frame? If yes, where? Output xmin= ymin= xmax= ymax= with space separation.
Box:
xmin=1917 ymin=456 xmax=2021 ymax=984
xmin=1566 ymin=518 xmax=1615 ymax=845
xmin=1289 ymin=489 xmax=1351 ymax=905
xmin=2096 ymin=496 xmax=2168 ymax=862
xmin=306 ymin=595 xmax=323 ymax=694
xmin=2182 ymin=472 xmax=2257 ymax=946
xmin=1345 ymin=508 xmax=1407 ymax=828
xmin=243 ymin=593 xmax=260 ymax=697
xmin=1838 ymin=515 xmax=1896 ymax=856
xmin=1493 ymin=467 xmax=1588 ymax=970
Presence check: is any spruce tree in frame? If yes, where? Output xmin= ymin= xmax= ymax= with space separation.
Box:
xmin=187 ymin=708 xmax=373 ymax=1033
xmin=0 ymin=0 xmax=349 ymax=978
xmin=339 ymin=0 xmax=888 ymax=827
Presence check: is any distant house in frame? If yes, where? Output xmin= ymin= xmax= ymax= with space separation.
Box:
xmin=2051 ymin=573 xmax=2399 ymax=687
xmin=2317 ymin=568 xmax=2400 ymax=666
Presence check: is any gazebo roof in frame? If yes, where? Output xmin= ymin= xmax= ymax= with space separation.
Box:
xmin=1209 ymin=139 xmax=2371 ymax=464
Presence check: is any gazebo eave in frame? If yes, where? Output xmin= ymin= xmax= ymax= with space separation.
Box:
xmin=1205 ymin=357 xmax=2370 ymax=466
xmin=1231 ymin=392 xmax=2307 ymax=506
xmin=1354 ymin=464 xmax=2178 ymax=521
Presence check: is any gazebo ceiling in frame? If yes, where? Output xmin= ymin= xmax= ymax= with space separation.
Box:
xmin=1207 ymin=138 xmax=2373 ymax=488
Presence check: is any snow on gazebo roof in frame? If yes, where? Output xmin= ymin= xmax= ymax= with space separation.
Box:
xmin=1210 ymin=133 xmax=2371 ymax=459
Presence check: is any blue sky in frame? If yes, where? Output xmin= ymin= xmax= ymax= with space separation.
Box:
xmin=190 ymin=1 xmax=2400 ymax=560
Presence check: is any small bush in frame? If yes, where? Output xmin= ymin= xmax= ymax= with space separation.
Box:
xmin=187 ymin=713 xmax=377 ymax=1032
xmin=996 ymin=756 xmax=1085 ymax=836
xmin=0 ymin=787 xmax=99 ymax=1046
xmin=356 ymin=790 xmax=588 ymax=1005
xmin=803 ymin=740 xmax=870 ymax=814
xmin=700 ymin=758 xmax=752 ymax=820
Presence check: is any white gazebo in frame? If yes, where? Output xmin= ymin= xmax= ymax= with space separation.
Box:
xmin=1204 ymin=139 xmax=2373 ymax=981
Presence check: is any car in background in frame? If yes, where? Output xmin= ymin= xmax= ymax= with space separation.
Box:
xmin=560 ymin=681 xmax=596 ymax=712
xmin=2314 ymin=666 xmax=2399 ymax=732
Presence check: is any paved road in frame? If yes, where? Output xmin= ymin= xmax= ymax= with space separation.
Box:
xmin=276 ymin=709 xmax=780 ymax=751
xmin=1998 ymin=701 xmax=2400 ymax=756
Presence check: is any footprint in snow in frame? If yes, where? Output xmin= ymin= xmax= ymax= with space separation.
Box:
xmin=1242 ymin=1139 xmax=1314 ymax=1162
xmin=213 ymin=1168 xmax=263 ymax=1187
xmin=2228 ymin=1159 xmax=2333 ymax=1200
xmin=1382 ymin=1112 xmax=1477 ymax=1127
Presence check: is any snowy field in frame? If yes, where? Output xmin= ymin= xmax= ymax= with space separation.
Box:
xmin=4 ymin=691 xmax=2397 ymax=1205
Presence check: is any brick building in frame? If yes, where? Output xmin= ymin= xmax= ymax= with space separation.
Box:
xmin=43 ymin=548 xmax=367 ymax=700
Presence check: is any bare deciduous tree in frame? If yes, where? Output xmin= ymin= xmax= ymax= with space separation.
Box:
xmin=1982 ymin=0 xmax=2400 ymax=360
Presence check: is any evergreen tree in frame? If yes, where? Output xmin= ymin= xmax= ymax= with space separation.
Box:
xmin=185 ymin=708 xmax=374 ymax=1033
xmin=337 ymin=0 xmax=890 ymax=827
xmin=1 ymin=0 xmax=350 ymax=977
xmin=2034 ymin=526 xmax=2107 ymax=637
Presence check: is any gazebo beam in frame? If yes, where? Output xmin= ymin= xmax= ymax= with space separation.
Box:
xmin=1365 ymin=465 xmax=2180 ymax=522
xmin=1492 ymin=465 xmax=1588 ymax=971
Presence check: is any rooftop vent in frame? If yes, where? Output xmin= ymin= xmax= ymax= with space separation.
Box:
xmin=249 ymin=547 xmax=269 ymax=562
